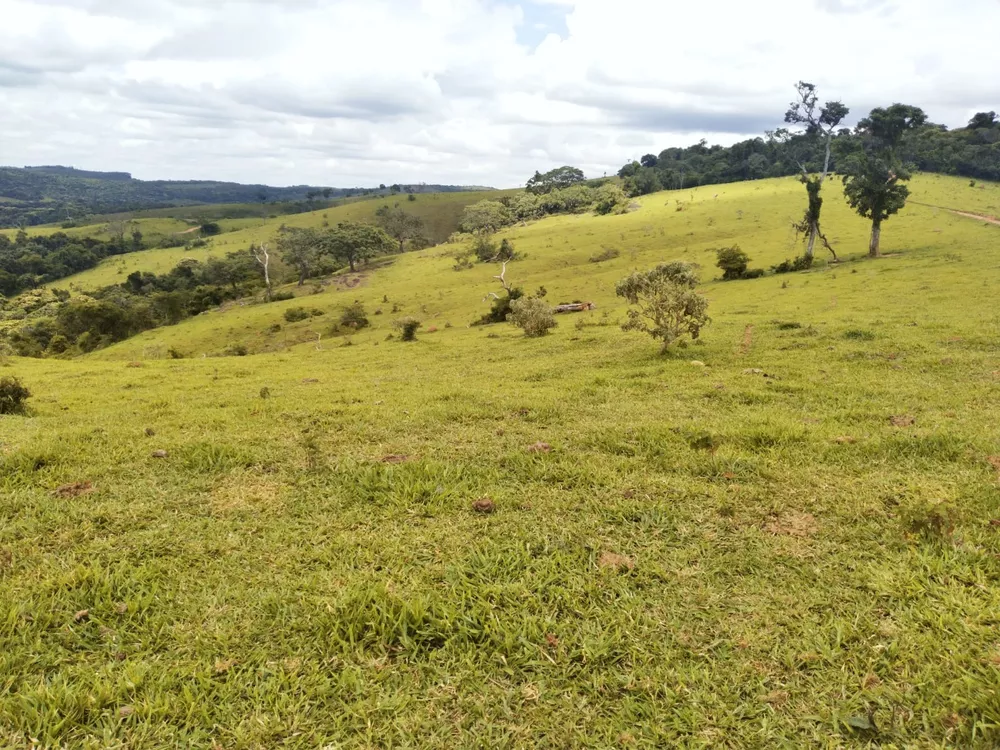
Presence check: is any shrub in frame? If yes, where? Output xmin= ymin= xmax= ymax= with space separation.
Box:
xmin=615 ymin=262 xmax=710 ymax=353
xmin=771 ymin=255 xmax=814 ymax=274
xmin=899 ymin=498 xmax=958 ymax=543
xmin=475 ymin=287 xmax=523 ymax=326
xmin=716 ymin=245 xmax=750 ymax=280
xmin=271 ymin=291 xmax=295 ymax=302
xmin=590 ymin=246 xmax=621 ymax=263
xmin=201 ymin=222 xmax=222 ymax=236
xmin=394 ymin=317 xmax=421 ymax=341
xmin=224 ymin=344 xmax=248 ymax=357
xmin=453 ymin=251 xmax=475 ymax=271
xmin=168 ymin=347 xmax=186 ymax=359
xmin=844 ymin=329 xmax=876 ymax=341
xmin=47 ymin=334 xmax=70 ymax=355
xmin=284 ymin=307 xmax=311 ymax=323
xmin=742 ymin=268 xmax=766 ymax=279
xmin=0 ymin=376 xmax=30 ymax=415
xmin=593 ymin=183 xmax=628 ymax=215
xmin=408 ymin=193 xmax=417 ymax=202
xmin=340 ymin=302 xmax=369 ymax=330
xmin=510 ymin=297 xmax=556 ymax=338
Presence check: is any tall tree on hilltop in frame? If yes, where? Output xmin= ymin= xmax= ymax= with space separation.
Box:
xmin=374 ymin=204 xmax=424 ymax=253
xmin=784 ymin=81 xmax=849 ymax=261
xmin=840 ymin=104 xmax=927 ymax=258
xmin=526 ymin=166 xmax=586 ymax=195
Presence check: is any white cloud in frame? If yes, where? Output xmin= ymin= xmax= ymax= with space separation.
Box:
xmin=0 ymin=0 xmax=997 ymax=188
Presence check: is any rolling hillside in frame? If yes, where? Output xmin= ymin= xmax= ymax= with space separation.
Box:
xmin=84 ymin=173 xmax=1000 ymax=360
xmin=2 ymin=174 xmax=1000 ymax=747
xmin=50 ymin=189 xmax=517 ymax=291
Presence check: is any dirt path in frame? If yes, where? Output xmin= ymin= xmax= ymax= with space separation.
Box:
xmin=910 ymin=201 xmax=1000 ymax=226
xmin=951 ymin=210 xmax=1000 ymax=227
xmin=175 ymin=225 xmax=202 ymax=235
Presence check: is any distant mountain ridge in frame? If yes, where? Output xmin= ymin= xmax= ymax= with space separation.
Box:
xmin=0 ymin=165 xmax=492 ymax=228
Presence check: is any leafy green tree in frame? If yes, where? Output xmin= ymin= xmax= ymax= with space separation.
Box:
xmin=277 ymin=226 xmax=322 ymax=285
xmin=374 ymin=205 xmax=424 ymax=253
xmin=594 ymin=183 xmax=628 ymax=215
xmin=784 ymin=81 xmax=849 ymax=260
xmin=968 ymin=111 xmax=997 ymax=129
xmin=461 ymin=200 xmax=513 ymax=235
xmin=616 ymin=262 xmax=709 ymax=352
xmin=624 ymin=168 xmax=661 ymax=197
xmin=715 ymin=246 xmax=750 ymax=280
xmin=640 ymin=154 xmax=659 ymax=168
xmin=840 ymin=104 xmax=927 ymax=257
xmin=526 ymin=166 xmax=586 ymax=195
xmin=321 ymin=222 xmax=394 ymax=272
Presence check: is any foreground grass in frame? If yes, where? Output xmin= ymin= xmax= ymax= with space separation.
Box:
xmin=2 ymin=175 xmax=1000 ymax=747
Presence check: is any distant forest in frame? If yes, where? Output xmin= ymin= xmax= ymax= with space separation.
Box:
xmin=616 ymin=111 xmax=1000 ymax=196
xmin=0 ymin=166 xmax=489 ymax=228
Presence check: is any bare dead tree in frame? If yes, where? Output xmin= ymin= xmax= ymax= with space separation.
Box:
xmin=483 ymin=259 xmax=513 ymax=302
xmin=251 ymin=241 xmax=272 ymax=302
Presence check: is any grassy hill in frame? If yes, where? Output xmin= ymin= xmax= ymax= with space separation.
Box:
xmin=50 ymin=189 xmax=515 ymax=291
xmin=2 ymin=174 xmax=1000 ymax=747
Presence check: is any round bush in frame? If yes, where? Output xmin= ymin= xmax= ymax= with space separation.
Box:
xmin=510 ymin=297 xmax=556 ymax=338
xmin=0 ymin=376 xmax=31 ymax=415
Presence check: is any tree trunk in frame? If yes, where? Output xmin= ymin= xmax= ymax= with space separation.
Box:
xmin=298 ymin=268 xmax=306 ymax=286
xmin=806 ymin=222 xmax=818 ymax=260
xmin=869 ymin=221 xmax=881 ymax=258
xmin=399 ymin=238 xmax=405 ymax=254
xmin=349 ymin=258 xmax=356 ymax=272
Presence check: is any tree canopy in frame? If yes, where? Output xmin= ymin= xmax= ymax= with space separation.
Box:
xmin=526 ymin=166 xmax=586 ymax=195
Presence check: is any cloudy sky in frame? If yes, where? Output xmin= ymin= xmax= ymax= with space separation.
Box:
xmin=1 ymin=0 xmax=997 ymax=188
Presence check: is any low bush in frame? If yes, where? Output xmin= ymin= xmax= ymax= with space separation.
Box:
xmin=340 ymin=302 xmax=369 ymax=330
xmin=271 ymin=291 xmax=295 ymax=302
xmin=510 ymin=297 xmax=556 ymax=338
xmin=284 ymin=307 xmax=311 ymax=323
xmin=716 ymin=245 xmax=764 ymax=280
xmin=0 ymin=376 xmax=30 ymax=415
xmin=771 ymin=255 xmax=814 ymax=274
xmin=590 ymin=247 xmax=621 ymax=263
xmin=394 ymin=317 xmax=422 ymax=342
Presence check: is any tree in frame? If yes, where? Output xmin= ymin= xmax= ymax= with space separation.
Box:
xmin=321 ymin=222 xmax=393 ymax=272
xmin=968 ymin=111 xmax=998 ymax=130
xmin=322 ymin=188 xmax=334 ymax=199
xmin=526 ymin=166 xmax=586 ymax=195
xmin=461 ymin=200 xmax=513 ymax=235
xmin=615 ymin=262 xmax=709 ymax=353
xmin=840 ymin=104 xmax=927 ymax=257
xmin=624 ymin=168 xmax=661 ymax=197
xmin=784 ymin=81 xmax=850 ymax=260
xmin=277 ymin=226 xmax=322 ymax=285
xmin=374 ymin=205 xmax=424 ymax=253
xmin=106 ymin=219 xmax=135 ymax=247
xmin=640 ymin=154 xmax=659 ymax=168
xmin=250 ymin=241 xmax=273 ymax=301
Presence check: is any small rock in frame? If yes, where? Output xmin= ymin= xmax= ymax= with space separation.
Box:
xmin=74 ymin=609 xmax=90 ymax=622
xmin=889 ymin=415 xmax=915 ymax=427
xmin=144 ymin=428 xmax=156 ymax=437
xmin=151 ymin=450 xmax=169 ymax=459
xmin=472 ymin=498 xmax=495 ymax=514
xmin=118 ymin=706 xmax=135 ymax=718
xmin=527 ymin=442 xmax=552 ymax=454
xmin=690 ymin=360 xmax=706 ymax=367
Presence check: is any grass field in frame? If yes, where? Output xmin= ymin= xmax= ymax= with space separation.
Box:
xmin=2 ymin=174 xmax=1000 ymax=747
xmin=53 ymin=190 xmax=510 ymax=292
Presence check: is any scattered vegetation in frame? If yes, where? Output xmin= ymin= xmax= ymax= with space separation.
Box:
xmin=394 ymin=317 xmax=421 ymax=341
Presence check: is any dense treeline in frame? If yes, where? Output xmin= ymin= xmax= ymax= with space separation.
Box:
xmin=616 ymin=112 xmax=1000 ymax=197
xmin=0 ymin=231 xmax=144 ymax=297
xmin=4 ymin=252 xmax=266 ymax=357
xmin=0 ymin=166 xmax=489 ymax=228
